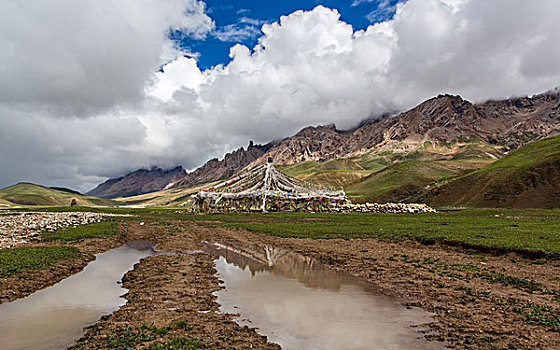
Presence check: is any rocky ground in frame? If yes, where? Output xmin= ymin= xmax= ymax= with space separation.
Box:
xmin=338 ymin=202 xmax=436 ymax=213
xmin=0 ymin=212 xmax=122 ymax=249
xmin=1 ymin=217 xmax=559 ymax=349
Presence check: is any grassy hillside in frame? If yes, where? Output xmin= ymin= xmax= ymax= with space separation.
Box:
xmin=419 ymin=135 xmax=560 ymax=208
xmin=0 ymin=183 xmax=117 ymax=207
xmin=345 ymin=159 xmax=490 ymax=203
xmin=276 ymin=158 xmax=372 ymax=188
xmin=276 ymin=141 xmax=498 ymax=203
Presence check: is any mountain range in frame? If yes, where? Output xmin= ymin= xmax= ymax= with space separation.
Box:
xmin=87 ymin=166 xmax=186 ymax=199
xmin=86 ymin=89 xmax=560 ymax=202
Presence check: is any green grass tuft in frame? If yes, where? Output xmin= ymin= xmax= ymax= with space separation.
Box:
xmin=0 ymin=246 xmax=81 ymax=277
xmin=42 ymin=221 xmax=118 ymax=242
xmin=149 ymin=337 xmax=204 ymax=350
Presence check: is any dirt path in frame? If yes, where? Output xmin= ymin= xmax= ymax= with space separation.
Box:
xmin=1 ymin=218 xmax=559 ymax=349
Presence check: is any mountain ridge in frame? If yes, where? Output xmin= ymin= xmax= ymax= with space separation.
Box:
xmin=87 ymin=89 xmax=560 ymax=199
xmin=87 ymin=166 xmax=186 ymax=199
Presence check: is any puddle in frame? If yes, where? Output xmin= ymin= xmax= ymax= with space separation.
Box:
xmin=204 ymin=241 xmax=446 ymax=350
xmin=0 ymin=241 xmax=157 ymax=350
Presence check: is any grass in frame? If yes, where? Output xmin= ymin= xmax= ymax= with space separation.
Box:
xmin=12 ymin=206 xmax=560 ymax=255
xmin=483 ymin=135 xmax=560 ymax=170
xmin=421 ymin=135 xmax=560 ymax=208
xmin=25 ymin=207 xmax=560 ymax=254
xmin=71 ymin=322 xmax=204 ymax=350
xmin=345 ymin=159 xmax=486 ymax=203
xmin=0 ymin=182 xmax=117 ymax=207
xmin=42 ymin=221 xmax=119 ymax=241
xmin=176 ymin=209 xmax=560 ymax=255
xmin=497 ymin=299 xmax=560 ymax=329
xmin=0 ymin=246 xmax=81 ymax=277
xmin=149 ymin=337 xmax=203 ymax=350
xmin=512 ymin=301 xmax=560 ymax=328
xmin=474 ymin=271 xmax=543 ymax=293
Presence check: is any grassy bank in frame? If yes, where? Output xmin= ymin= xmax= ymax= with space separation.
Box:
xmin=42 ymin=221 xmax=119 ymax=242
xmin=180 ymin=209 xmax=560 ymax=255
xmin=0 ymin=246 xmax=81 ymax=277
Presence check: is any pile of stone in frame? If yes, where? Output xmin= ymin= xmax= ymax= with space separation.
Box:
xmin=336 ymin=202 xmax=436 ymax=213
xmin=0 ymin=211 xmax=116 ymax=249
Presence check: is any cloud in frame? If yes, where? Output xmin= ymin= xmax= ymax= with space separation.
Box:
xmin=366 ymin=0 xmax=401 ymax=22
xmin=351 ymin=0 xmax=404 ymax=22
xmin=352 ymin=0 xmax=373 ymax=6
xmin=1 ymin=0 xmax=560 ymax=191
xmin=237 ymin=9 xmax=251 ymax=15
xmin=0 ymin=0 xmax=213 ymax=115
xmin=212 ymin=23 xmax=263 ymax=42
xmin=211 ymin=17 xmax=268 ymax=43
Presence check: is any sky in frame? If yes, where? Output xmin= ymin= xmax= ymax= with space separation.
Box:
xmin=0 ymin=0 xmax=559 ymax=192
xmin=179 ymin=0 xmax=403 ymax=69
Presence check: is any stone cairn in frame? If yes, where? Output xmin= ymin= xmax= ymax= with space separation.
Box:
xmin=187 ymin=158 xmax=436 ymax=214
xmin=188 ymin=159 xmax=348 ymax=213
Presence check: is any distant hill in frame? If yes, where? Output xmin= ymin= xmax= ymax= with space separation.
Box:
xmin=345 ymin=159 xmax=490 ymax=203
xmin=49 ymin=187 xmax=82 ymax=196
xmin=0 ymin=183 xmax=117 ymax=207
xmin=418 ymin=135 xmax=560 ymax=208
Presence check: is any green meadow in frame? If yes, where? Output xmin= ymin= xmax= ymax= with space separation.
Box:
xmin=0 ymin=246 xmax=81 ymax=277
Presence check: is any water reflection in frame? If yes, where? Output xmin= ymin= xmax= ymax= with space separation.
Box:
xmin=0 ymin=242 xmax=156 ymax=350
xmin=204 ymin=241 xmax=445 ymax=350
xmin=204 ymin=241 xmax=370 ymax=291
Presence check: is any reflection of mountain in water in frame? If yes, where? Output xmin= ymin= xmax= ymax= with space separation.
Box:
xmin=203 ymin=241 xmax=358 ymax=291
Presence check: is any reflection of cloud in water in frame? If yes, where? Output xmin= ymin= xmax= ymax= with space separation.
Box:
xmin=207 ymin=241 xmax=446 ymax=350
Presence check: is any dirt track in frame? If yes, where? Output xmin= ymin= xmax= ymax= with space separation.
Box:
xmin=2 ymin=219 xmax=559 ymax=349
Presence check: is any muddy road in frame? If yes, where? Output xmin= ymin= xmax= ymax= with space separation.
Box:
xmin=1 ymin=218 xmax=559 ymax=349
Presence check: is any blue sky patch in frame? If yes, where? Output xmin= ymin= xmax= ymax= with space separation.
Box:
xmin=175 ymin=0 xmax=404 ymax=70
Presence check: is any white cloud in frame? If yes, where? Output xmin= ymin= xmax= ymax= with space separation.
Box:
xmin=212 ymin=23 xmax=262 ymax=42
xmin=366 ymin=0 xmax=400 ymax=22
xmin=211 ymin=16 xmax=268 ymax=43
xmin=1 ymin=0 xmax=560 ymax=191
xmin=0 ymin=0 xmax=213 ymax=115
xmin=352 ymin=0 xmax=373 ymax=6
xmin=146 ymin=57 xmax=205 ymax=101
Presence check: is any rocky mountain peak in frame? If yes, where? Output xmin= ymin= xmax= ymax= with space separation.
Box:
xmin=172 ymin=141 xmax=273 ymax=188
xmin=86 ymin=165 xmax=186 ymax=198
